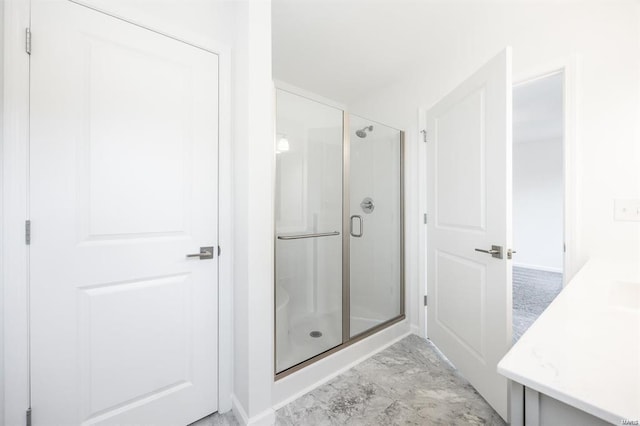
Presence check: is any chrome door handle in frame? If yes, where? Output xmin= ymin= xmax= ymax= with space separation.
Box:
xmin=350 ymin=215 xmax=363 ymax=237
xmin=475 ymin=245 xmax=503 ymax=259
xmin=186 ymin=246 xmax=214 ymax=260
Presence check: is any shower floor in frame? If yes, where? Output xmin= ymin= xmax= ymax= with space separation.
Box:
xmin=276 ymin=310 xmax=387 ymax=373
xmin=277 ymin=310 xmax=342 ymax=373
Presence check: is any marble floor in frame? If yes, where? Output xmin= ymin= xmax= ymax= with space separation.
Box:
xmin=512 ymin=266 xmax=563 ymax=342
xmin=190 ymin=411 xmax=239 ymax=426
xmin=193 ymin=334 xmax=505 ymax=426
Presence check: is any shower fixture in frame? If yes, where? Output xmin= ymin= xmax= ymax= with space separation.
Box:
xmin=355 ymin=125 xmax=373 ymax=138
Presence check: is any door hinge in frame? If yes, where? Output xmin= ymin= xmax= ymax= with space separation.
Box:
xmin=25 ymin=28 xmax=31 ymax=55
xmin=420 ymin=129 xmax=428 ymax=143
xmin=26 ymin=408 xmax=32 ymax=426
xmin=423 ymin=213 xmax=428 ymax=224
xmin=217 ymin=245 xmax=221 ymax=256
xmin=25 ymin=220 xmax=31 ymax=245
xmin=424 ymin=295 xmax=428 ymax=306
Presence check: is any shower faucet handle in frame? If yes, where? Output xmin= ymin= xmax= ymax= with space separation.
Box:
xmin=360 ymin=197 xmax=375 ymax=214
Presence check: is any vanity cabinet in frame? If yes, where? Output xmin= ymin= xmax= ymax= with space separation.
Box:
xmin=509 ymin=382 xmax=613 ymax=426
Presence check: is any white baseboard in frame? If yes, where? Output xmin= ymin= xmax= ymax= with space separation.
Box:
xmin=272 ymin=320 xmax=411 ymax=409
xmin=410 ymin=323 xmax=421 ymax=336
xmin=232 ymin=395 xmax=275 ymax=426
xmin=513 ymin=262 xmax=563 ymax=274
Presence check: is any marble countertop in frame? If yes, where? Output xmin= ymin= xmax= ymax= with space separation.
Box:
xmin=498 ymin=258 xmax=640 ymax=424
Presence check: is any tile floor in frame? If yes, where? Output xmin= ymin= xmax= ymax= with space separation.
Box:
xmin=194 ymin=334 xmax=504 ymax=426
xmin=194 ymin=266 xmax=564 ymax=425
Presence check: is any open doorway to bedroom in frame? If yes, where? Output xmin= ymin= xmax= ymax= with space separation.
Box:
xmin=512 ymin=71 xmax=565 ymax=342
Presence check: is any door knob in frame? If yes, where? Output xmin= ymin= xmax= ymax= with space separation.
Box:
xmin=475 ymin=245 xmax=503 ymax=259
xmin=186 ymin=246 xmax=214 ymax=260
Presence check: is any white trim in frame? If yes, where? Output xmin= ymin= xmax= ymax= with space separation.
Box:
xmin=410 ymin=323 xmax=421 ymax=336
xmin=273 ymin=79 xmax=347 ymax=112
xmin=513 ymin=263 xmax=563 ymax=274
xmin=0 ymin=0 xmax=4 ymax=418
xmin=2 ymin=1 xmax=235 ymax=422
xmin=272 ymin=321 xmax=411 ymax=409
xmin=513 ymin=56 xmax=581 ymax=286
xmin=417 ymin=108 xmax=427 ymax=339
xmin=231 ymin=395 xmax=249 ymax=426
xmin=232 ymin=396 xmax=276 ymax=426
xmin=216 ymin=38 xmax=234 ymax=415
xmin=2 ymin=1 xmax=31 ymax=425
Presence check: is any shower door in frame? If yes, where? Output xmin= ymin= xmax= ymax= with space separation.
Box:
xmin=274 ymin=89 xmax=404 ymax=376
xmin=348 ymin=116 xmax=403 ymax=337
xmin=275 ymin=90 xmax=344 ymax=373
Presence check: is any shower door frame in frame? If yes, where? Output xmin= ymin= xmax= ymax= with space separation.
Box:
xmin=274 ymin=89 xmax=405 ymax=379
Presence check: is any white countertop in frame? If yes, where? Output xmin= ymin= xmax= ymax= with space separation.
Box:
xmin=498 ymin=259 xmax=640 ymax=424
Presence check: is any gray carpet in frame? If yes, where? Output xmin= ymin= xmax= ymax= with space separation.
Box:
xmin=512 ymin=266 xmax=563 ymax=342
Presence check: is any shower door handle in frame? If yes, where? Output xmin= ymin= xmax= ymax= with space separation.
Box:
xmin=350 ymin=215 xmax=363 ymax=238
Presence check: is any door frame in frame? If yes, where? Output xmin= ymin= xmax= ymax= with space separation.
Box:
xmin=512 ymin=59 xmax=579 ymax=286
xmin=418 ymin=55 xmax=580 ymax=339
xmin=1 ymin=1 xmax=234 ymax=423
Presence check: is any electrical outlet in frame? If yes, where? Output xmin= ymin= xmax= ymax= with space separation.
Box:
xmin=614 ymin=199 xmax=640 ymax=222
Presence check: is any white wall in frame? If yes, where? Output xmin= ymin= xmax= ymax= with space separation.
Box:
xmin=231 ymin=1 xmax=275 ymax=424
xmin=513 ymin=138 xmax=564 ymax=272
xmin=2 ymin=1 xmax=276 ymax=425
xmin=349 ymin=0 xmax=640 ymax=278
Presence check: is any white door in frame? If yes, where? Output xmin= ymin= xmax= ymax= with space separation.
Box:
xmin=426 ymin=48 xmax=513 ymax=420
xmin=30 ymin=2 xmax=219 ymax=424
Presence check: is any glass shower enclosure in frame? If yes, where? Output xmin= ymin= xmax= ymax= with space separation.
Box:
xmin=275 ymin=88 xmax=404 ymax=376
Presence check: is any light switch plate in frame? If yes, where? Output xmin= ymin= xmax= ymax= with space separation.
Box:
xmin=614 ymin=199 xmax=640 ymax=222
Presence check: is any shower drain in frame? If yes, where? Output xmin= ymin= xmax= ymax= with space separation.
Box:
xmin=309 ymin=331 xmax=323 ymax=338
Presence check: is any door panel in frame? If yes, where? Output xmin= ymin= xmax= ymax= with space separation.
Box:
xmin=30 ymin=2 xmax=219 ymax=424
xmin=426 ymin=48 xmax=512 ymax=421
xmin=274 ymin=89 xmax=343 ymax=373
xmin=348 ymin=115 xmax=403 ymax=337
xmin=83 ymin=36 xmax=192 ymax=237
xmin=435 ymin=88 xmax=486 ymax=231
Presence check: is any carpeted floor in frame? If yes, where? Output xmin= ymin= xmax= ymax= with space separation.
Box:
xmin=512 ymin=266 xmax=563 ymax=342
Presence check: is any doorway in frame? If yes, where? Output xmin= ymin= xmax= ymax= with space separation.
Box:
xmin=512 ymin=72 xmax=565 ymax=342
xmin=423 ymin=50 xmax=575 ymax=422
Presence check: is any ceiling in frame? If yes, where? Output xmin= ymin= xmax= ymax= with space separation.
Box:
xmin=273 ymin=0 xmax=566 ymax=141
xmin=272 ymin=0 xmax=496 ymax=105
